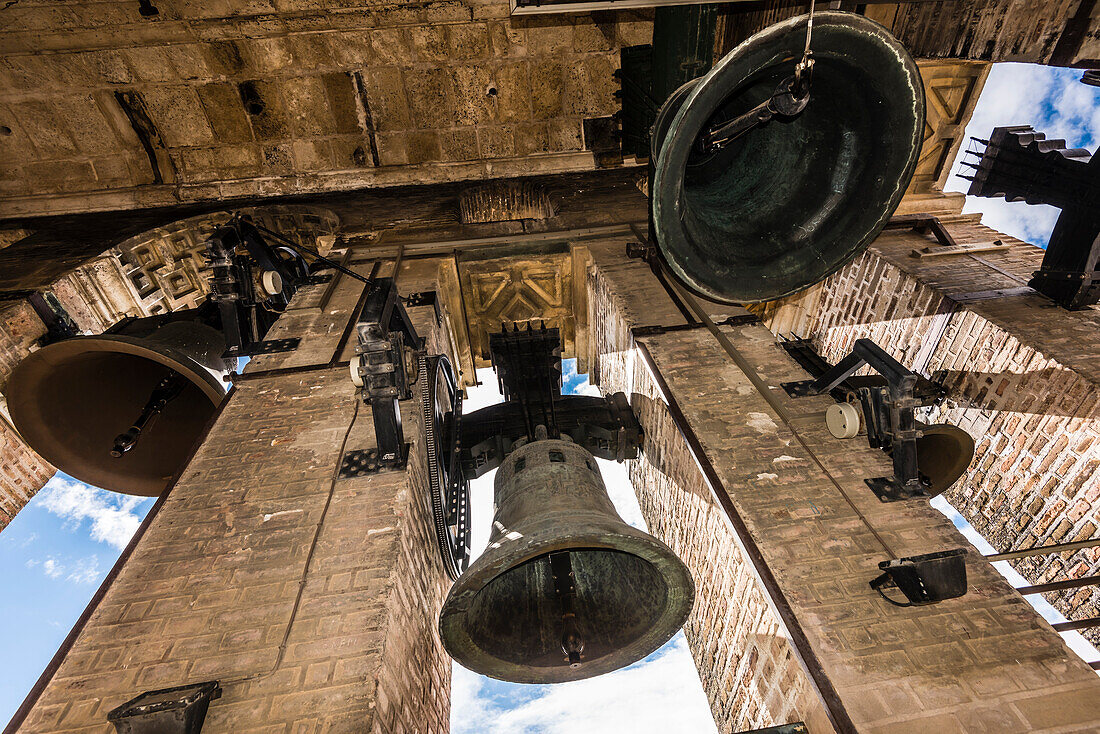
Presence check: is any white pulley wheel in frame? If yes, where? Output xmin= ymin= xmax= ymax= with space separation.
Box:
xmin=349 ymin=355 xmax=364 ymax=387
xmin=260 ymin=270 xmax=284 ymax=297
xmin=826 ymin=402 xmax=861 ymax=439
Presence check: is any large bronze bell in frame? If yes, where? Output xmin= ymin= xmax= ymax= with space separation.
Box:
xmin=439 ymin=438 xmax=694 ymax=684
xmin=651 ymin=12 xmax=924 ymax=303
xmin=4 ymin=318 xmax=229 ymax=496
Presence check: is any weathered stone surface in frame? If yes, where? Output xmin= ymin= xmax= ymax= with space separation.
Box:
xmin=587 ymin=233 xmax=1100 ymax=733
xmin=15 ymin=267 xmax=451 ymax=733
xmin=0 ymin=6 xmax=644 ymax=217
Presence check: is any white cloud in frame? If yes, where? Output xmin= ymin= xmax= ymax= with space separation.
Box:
xmin=37 ymin=476 xmax=145 ymax=550
xmin=960 ymin=196 xmax=1061 ymax=246
xmin=25 ymin=554 xmax=102 ymax=585
xmin=451 ymin=636 xmax=717 ymax=734
xmin=41 ymin=558 xmax=62 ymax=578
xmin=562 ymin=360 xmax=601 ymax=397
xmin=65 ymin=556 xmax=102 ymax=585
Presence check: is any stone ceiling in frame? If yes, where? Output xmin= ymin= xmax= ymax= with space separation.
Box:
xmin=1 ymin=0 xmax=1097 ymax=223
xmin=1 ymin=0 xmax=1096 ymax=291
xmin=0 ymin=0 xmax=651 ymax=218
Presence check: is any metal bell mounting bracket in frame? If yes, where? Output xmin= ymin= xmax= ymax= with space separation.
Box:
xmin=780 ymin=338 xmax=946 ymax=502
xmin=700 ymin=75 xmax=811 ymax=152
xmin=342 ymin=277 xmax=424 ymax=476
xmin=700 ymin=0 xmax=815 ymax=153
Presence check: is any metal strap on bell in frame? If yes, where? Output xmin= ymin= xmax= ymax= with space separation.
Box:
xmin=651 ymin=11 xmax=925 ymax=304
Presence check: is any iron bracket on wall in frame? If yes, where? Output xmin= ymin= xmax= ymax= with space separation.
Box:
xmin=625 ymin=240 xmax=656 ymax=261
xmin=238 ymin=337 xmax=301 ymax=356
xmin=348 ymin=277 xmax=425 ymax=473
xmin=737 ymin=724 xmax=807 ymax=734
xmin=107 ymin=680 xmax=221 ymax=734
xmin=27 ymin=291 xmax=79 ymax=345
xmin=404 ymin=290 xmax=442 ymax=325
xmin=884 ymin=214 xmax=957 ymax=247
xmin=338 ymin=446 xmax=410 ymax=477
xmin=781 ymin=338 xmax=945 ymax=502
xmin=870 ymin=549 xmax=967 ymax=606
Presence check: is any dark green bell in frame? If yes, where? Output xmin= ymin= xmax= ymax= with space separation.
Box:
xmin=439 ymin=438 xmax=694 ymax=684
xmin=651 ymin=12 xmax=924 ymax=304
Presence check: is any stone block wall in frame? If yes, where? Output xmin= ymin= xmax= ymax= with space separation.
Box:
xmin=13 ymin=253 xmax=453 ymax=732
xmin=760 ymin=213 xmax=1100 ymax=644
xmin=717 ymin=2 xmax=1094 ymax=66
xmin=870 ymin=1 xmax=1099 ymax=66
xmin=584 ymin=232 xmax=1100 ymax=733
xmin=0 ymin=2 xmax=651 ymax=217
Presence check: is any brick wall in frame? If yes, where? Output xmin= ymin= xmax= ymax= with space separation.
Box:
xmin=761 ymin=214 xmax=1100 ymax=645
xmin=14 ymin=252 xmax=453 ymax=731
xmin=0 ymin=301 xmax=52 ymax=529
xmin=585 ymin=233 xmax=1100 ymax=732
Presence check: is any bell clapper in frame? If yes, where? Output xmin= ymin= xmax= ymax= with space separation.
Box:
xmin=701 ymin=76 xmax=812 ymax=152
xmin=110 ymin=372 xmax=186 ymax=458
xmin=549 ymin=551 xmax=585 ymax=669
xmin=701 ymin=1 xmax=817 ymax=154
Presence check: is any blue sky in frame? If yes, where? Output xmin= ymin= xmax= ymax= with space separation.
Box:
xmin=2 ymin=62 xmax=1098 ymax=729
xmin=946 ymin=63 xmax=1099 ymax=248
xmin=0 ymin=474 xmax=154 ymax=722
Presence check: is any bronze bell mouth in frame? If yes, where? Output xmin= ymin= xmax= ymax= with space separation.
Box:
xmin=439 ymin=438 xmax=695 ymax=684
xmin=650 ymin=11 xmax=925 ymax=304
xmin=4 ymin=322 xmax=228 ymax=496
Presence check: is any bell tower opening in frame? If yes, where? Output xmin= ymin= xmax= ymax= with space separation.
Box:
xmin=448 ymin=361 xmax=717 ymax=730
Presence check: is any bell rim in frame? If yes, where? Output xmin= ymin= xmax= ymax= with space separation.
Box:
xmin=918 ymin=423 xmax=975 ymax=496
xmin=439 ymin=527 xmax=695 ymax=684
xmin=4 ymin=334 xmax=227 ymax=496
xmin=652 ymin=11 xmax=925 ymax=305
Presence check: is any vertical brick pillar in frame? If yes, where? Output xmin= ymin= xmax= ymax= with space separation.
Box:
xmin=585 ymin=234 xmax=1100 ymax=733
xmin=13 ymin=264 xmax=451 ymax=732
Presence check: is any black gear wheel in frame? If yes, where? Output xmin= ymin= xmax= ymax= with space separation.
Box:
xmin=420 ymin=354 xmax=469 ymax=580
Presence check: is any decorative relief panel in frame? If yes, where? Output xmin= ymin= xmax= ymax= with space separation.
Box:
xmin=0 ymin=205 xmax=342 ymax=532
xmin=115 ymin=205 xmax=341 ymax=314
xmin=457 ymin=246 xmax=576 ymax=365
xmin=906 ymin=60 xmax=990 ymax=197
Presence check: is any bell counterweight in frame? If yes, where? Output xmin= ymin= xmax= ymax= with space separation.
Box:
xmin=439 ymin=438 xmax=694 ymax=684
